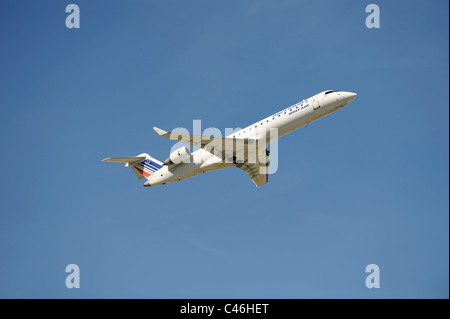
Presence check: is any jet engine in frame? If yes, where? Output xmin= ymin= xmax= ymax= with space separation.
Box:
xmin=164 ymin=146 xmax=191 ymax=166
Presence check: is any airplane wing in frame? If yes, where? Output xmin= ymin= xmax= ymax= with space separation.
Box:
xmin=153 ymin=126 xmax=270 ymax=187
xmin=153 ymin=126 xmax=255 ymax=162
xmin=235 ymin=161 xmax=269 ymax=187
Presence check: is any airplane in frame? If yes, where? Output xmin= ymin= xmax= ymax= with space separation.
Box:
xmin=103 ymin=90 xmax=357 ymax=187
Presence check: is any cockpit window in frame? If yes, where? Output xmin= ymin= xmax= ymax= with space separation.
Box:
xmin=325 ymin=90 xmax=335 ymax=95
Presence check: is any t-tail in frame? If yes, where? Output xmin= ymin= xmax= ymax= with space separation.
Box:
xmin=102 ymin=153 xmax=164 ymax=180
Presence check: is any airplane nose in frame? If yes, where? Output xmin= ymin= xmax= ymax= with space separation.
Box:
xmin=343 ymin=92 xmax=357 ymax=103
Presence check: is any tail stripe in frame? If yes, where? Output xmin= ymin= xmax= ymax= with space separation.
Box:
xmin=143 ymin=162 xmax=158 ymax=171
xmin=136 ymin=162 xmax=152 ymax=170
xmin=133 ymin=166 xmax=151 ymax=177
xmin=136 ymin=163 xmax=156 ymax=173
xmin=145 ymin=160 xmax=162 ymax=169
xmin=148 ymin=163 xmax=161 ymax=170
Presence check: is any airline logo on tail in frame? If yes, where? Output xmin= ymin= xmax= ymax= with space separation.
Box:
xmin=133 ymin=159 xmax=163 ymax=178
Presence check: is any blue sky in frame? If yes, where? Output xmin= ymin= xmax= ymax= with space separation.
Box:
xmin=0 ymin=0 xmax=448 ymax=298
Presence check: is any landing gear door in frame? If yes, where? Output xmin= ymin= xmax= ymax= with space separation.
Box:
xmin=312 ymin=96 xmax=320 ymax=110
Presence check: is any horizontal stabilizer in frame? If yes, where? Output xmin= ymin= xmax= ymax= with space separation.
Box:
xmin=102 ymin=156 xmax=146 ymax=166
xmin=102 ymin=153 xmax=164 ymax=180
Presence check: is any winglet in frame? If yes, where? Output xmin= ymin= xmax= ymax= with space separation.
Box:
xmin=153 ymin=127 xmax=169 ymax=136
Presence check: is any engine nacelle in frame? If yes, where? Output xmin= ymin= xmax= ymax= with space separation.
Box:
xmin=164 ymin=146 xmax=191 ymax=166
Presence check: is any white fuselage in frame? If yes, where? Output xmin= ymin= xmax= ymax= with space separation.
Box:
xmin=147 ymin=90 xmax=357 ymax=186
